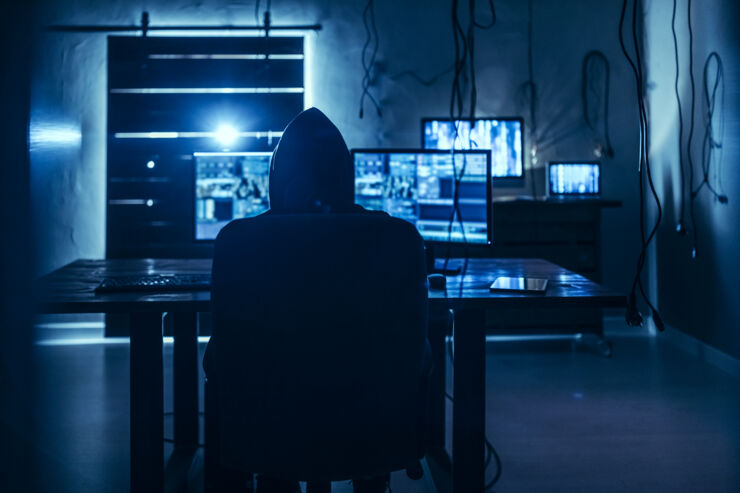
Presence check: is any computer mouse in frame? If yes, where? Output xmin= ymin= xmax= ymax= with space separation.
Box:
xmin=428 ymin=273 xmax=446 ymax=290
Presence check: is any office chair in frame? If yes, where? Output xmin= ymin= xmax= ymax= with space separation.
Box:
xmin=205 ymin=213 xmax=429 ymax=492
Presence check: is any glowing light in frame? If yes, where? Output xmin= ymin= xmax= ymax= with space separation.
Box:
xmin=146 ymin=160 xmax=156 ymax=169
xmin=110 ymin=87 xmax=303 ymax=94
xmin=146 ymin=199 xmax=154 ymax=207
xmin=29 ymin=122 xmax=82 ymax=151
xmin=214 ymin=124 xmax=239 ymax=146
xmin=148 ymin=54 xmax=304 ymax=60
xmin=114 ymin=131 xmax=283 ymax=140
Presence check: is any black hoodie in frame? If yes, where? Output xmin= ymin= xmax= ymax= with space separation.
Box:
xmin=267 ymin=107 xmax=363 ymax=214
xmin=204 ymin=108 xmax=376 ymax=376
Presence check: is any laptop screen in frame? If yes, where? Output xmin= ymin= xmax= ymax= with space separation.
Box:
xmin=548 ymin=162 xmax=601 ymax=196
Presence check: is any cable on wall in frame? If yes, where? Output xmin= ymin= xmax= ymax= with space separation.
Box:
xmin=581 ymin=50 xmax=615 ymax=159
xmin=519 ymin=0 xmax=539 ymax=197
xmin=618 ymin=0 xmax=665 ymax=331
xmin=390 ymin=64 xmax=455 ymax=87
xmin=358 ymin=0 xmax=382 ymax=118
xmin=685 ymin=0 xmax=699 ymax=259
xmin=695 ymin=52 xmax=726 ymax=203
xmin=671 ymin=0 xmax=687 ymax=236
xmin=687 ymin=51 xmax=728 ymax=257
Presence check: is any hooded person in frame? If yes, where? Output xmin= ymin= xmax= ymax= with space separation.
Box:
xmin=203 ymin=108 xmax=395 ymax=493
xmin=267 ymin=107 xmax=368 ymax=215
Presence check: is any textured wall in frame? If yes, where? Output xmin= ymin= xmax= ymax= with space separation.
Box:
xmin=645 ymin=0 xmax=740 ymax=358
xmin=32 ymin=0 xmax=642 ymax=297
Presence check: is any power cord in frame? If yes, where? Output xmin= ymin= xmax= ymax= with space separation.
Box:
xmin=689 ymin=51 xmax=728 ymax=257
xmin=519 ymin=0 xmax=539 ymax=198
xmin=359 ymin=0 xmax=382 ymax=118
xmin=685 ymin=0 xmax=698 ymax=259
xmin=390 ymin=64 xmax=454 ymax=87
xmin=619 ymin=0 xmax=665 ymax=331
xmin=671 ymin=0 xmax=688 ymax=236
xmin=694 ymin=52 xmax=726 ymax=202
xmin=581 ymin=50 xmax=614 ymax=159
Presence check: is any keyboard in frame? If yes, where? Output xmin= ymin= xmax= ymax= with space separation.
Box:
xmin=95 ymin=274 xmax=211 ymax=293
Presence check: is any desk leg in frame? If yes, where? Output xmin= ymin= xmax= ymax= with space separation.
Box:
xmin=173 ymin=312 xmax=199 ymax=452
xmin=427 ymin=305 xmax=452 ymax=492
xmin=428 ymin=305 xmax=450 ymax=451
xmin=130 ymin=312 xmax=164 ymax=492
xmin=452 ymin=308 xmax=485 ymax=493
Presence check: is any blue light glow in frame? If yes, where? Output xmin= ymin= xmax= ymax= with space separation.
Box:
xmin=29 ymin=121 xmax=82 ymax=151
xmin=214 ymin=124 xmax=239 ymax=146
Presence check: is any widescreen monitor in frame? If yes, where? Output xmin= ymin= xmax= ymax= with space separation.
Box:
xmin=194 ymin=152 xmax=271 ymax=240
xmin=422 ymin=117 xmax=524 ymax=178
xmin=352 ymin=149 xmax=492 ymax=245
xmin=547 ymin=162 xmax=601 ymax=196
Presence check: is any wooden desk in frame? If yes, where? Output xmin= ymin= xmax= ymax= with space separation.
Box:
xmin=36 ymin=258 xmax=625 ymax=493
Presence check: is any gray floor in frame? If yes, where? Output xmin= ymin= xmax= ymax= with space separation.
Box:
xmin=32 ymin=323 xmax=740 ymax=492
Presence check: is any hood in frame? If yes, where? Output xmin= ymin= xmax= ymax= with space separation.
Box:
xmin=268 ymin=107 xmax=355 ymax=213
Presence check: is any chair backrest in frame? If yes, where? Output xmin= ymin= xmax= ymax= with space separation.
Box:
xmin=210 ymin=213 xmax=428 ymax=481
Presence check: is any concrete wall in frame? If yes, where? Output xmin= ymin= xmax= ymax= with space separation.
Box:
xmin=32 ymin=0 xmax=642 ymax=296
xmin=645 ymin=0 xmax=740 ymax=358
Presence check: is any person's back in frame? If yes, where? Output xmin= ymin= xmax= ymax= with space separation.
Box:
xmin=205 ymin=108 xmax=426 ymax=493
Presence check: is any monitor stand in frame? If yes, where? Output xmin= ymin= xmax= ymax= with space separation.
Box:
xmin=425 ymin=245 xmax=462 ymax=276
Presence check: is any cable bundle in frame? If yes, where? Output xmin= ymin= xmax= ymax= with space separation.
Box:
xmin=618 ymin=0 xmax=664 ymax=331
xmin=359 ymin=0 xmax=382 ymax=118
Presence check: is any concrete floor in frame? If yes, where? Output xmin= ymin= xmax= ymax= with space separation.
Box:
xmin=32 ymin=324 xmax=740 ymax=492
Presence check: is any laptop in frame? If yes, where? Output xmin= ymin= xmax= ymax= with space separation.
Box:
xmin=547 ymin=162 xmax=601 ymax=197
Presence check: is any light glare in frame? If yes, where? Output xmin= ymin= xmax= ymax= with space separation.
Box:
xmin=215 ymin=124 xmax=239 ymax=146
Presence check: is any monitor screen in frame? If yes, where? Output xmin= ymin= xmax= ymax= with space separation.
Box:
xmin=353 ymin=149 xmax=492 ymax=244
xmin=194 ymin=152 xmax=271 ymax=240
xmin=548 ymin=162 xmax=601 ymax=196
xmin=422 ymin=118 xmax=524 ymax=178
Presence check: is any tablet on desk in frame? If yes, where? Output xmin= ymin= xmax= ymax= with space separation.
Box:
xmin=490 ymin=276 xmax=548 ymax=293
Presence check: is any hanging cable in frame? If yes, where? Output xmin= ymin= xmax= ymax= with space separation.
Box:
xmin=685 ymin=0 xmax=699 ymax=259
xmin=582 ymin=50 xmax=614 ymax=159
xmin=390 ymin=64 xmax=454 ymax=86
xmin=474 ymin=0 xmax=497 ymax=28
xmin=619 ymin=0 xmax=665 ymax=331
xmin=358 ymin=0 xmax=382 ymax=118
xmin=694 ymin=52 xmax=726 ymax=202
xmin=671 ymin=0 xmax=687 ymax=236
xmin=686 ymin=51 xmax=727 ymax=258
xmin=519 ymin=0 xmax=538 ymax=197
xmin=443 ymin=2 xmax=502 ymax=489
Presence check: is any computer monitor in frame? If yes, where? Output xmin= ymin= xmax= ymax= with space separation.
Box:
xmin=352 ymin=149 xmax=492 ymax=245
xmin=422 ymin=117 xmax=524 ymax=179
xmin=194 ymin=152 xmax=271 ymax=240
xmin=547 ymin=161 xmax=601 ymax=196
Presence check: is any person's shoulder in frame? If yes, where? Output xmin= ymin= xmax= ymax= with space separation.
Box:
xmin=215 ymin=213 xmax=269 ymax=242
xmin=350 ymin=204 xmax=389 ymax=217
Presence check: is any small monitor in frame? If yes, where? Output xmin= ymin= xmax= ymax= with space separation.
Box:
xmin=547 ymin=162 xmax=601 ymax=196
xmin=352 ymin=149 xmax=492 ymax=245
xmin=194 ymin=152 xmax=271 ymax=240
xmin=422 ymin=117 xmax=524 ymax=179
